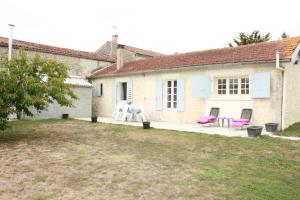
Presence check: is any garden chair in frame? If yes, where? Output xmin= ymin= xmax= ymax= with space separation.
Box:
xmin=230 ymin=109 xmax=252 ymax=129
xmin=196 ymin=107 xmax=220 ymax=125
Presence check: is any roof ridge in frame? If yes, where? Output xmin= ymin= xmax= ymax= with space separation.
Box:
xmin=0 ymin=36 xmax=116 ymax=62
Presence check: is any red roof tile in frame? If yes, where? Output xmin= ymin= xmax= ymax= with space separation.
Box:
xmin=0 ymin=36 xmax=116 ymax=62
xmin=90 ymin=36 xmax=300 ymax=78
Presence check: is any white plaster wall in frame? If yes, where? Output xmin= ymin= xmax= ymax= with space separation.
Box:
xmin=92 ymin=62 xmax=283 ymax=127
xmin=282 ymin=62 xmax=300 ymax=129
xmin=32 ymin=87 xmax=92 ymax=119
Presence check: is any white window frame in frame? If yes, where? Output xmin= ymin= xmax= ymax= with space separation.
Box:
xmin=216 ymin=77 xmax=250 ymax=97
xmin=167 ymin=80 xmax=177 ymax=109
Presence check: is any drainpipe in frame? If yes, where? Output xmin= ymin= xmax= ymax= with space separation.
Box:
xmin=276 ymin=50 xmax=285 ymax=130
xmin=8 ymin=24 xmax=15 ymax=61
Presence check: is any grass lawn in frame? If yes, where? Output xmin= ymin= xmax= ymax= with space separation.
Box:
xmin=275 ymin=123 xmax=300 ymax=137
xmin=0 ymin=119 xmax=300 ymax=200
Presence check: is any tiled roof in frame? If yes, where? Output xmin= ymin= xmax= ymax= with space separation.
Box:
xmin=121 ymin=44 xmax=164 ymax=57
xmin=0 ymin=36 xmax=116 ymax=62
xmin=90 ymin=36 xmax=300 ymax=78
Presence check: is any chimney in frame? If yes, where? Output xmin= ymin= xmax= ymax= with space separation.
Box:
xmin=117 ymin=44 xmax=124 ymax=70
xmin=110 ymin=35 xmax=118 ymax=56
xmin=112 ymin=34 xmax=118 ymax=45
xmin=8 ymin=24 xmax=15 ymax=61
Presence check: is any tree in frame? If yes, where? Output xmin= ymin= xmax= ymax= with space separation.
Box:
xmin=0 ymin=50 xmax=77 ymax=129
xmin=281 ymin=32 xmax=290 ymax=39
xmin=228 ymin=30 xmax=271 ymax=47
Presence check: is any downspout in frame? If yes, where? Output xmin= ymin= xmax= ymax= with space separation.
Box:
xmin=276 ymin=51 xmax=285 ymax=130
xmin=8 ymin=24 xmax=15 ymax=61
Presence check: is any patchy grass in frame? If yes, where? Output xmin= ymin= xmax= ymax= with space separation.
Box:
xmin=0 ymin=119 xmax=299 ymax=199
xmin=275 ymin=122 xmax=300 ymax=137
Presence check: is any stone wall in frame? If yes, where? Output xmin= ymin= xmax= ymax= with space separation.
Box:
xmin=0 ymin=47 xmax=112 ymax=78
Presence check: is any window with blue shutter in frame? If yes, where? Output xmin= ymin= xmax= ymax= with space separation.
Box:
xmin=177 ymin=78 xmax=185 ymax=112
xmin=251 ymin=72 xmax=270 ymax=98
xmin=156 ymin=80 xmax=163 ymax=111
xmin=192 ymin=76 xmax=211 ymax=98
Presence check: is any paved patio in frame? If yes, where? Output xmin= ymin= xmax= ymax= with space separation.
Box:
xmin=77 ymin=117 xmax=272 ymax=138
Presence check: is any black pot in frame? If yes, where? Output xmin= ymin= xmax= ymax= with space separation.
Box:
xmin=247 ymin=126 xmax=263 ymax=137
xmin=91 ymin=116 xmax=98 ymax=123
xmin=143 ymin=121 xmax=150 ymax=129
xmin=62 ymin=114 xmax=69 ymax=119
xmin=265 ymin=123 xmax=278 ymax=132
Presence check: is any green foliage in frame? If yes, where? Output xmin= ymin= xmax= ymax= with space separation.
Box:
xmin=0 ymin=50 xmax=77 ymax=129
xmin=228 ymin=30 xmax=271 ymax=47
xmin=281 ymin=32 xmax=290 ymax=39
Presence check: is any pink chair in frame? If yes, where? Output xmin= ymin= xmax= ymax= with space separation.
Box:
xmin=230 ymin=109 xmax=252 ymax=129
xmin=197 ymin=107 xmax=220 ymax=125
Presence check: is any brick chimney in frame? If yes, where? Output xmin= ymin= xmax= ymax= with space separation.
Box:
xmin=117 ymin=44 xmax=124 ymax=70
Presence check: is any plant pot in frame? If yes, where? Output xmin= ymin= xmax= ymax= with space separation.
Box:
xmin=91 ymin=116 xmax=98 ymax=123
xmin=247 ymin=126 xmax=263 ymax=137
xmin=265 ymin=123 xmax=278 ymax=132
xmin=143 ymin=121 xmax=150 ymax=129
xmin=62 ymin=114 xmax=69 ymax=119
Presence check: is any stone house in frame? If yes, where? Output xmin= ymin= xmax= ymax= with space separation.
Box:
xmin=0 ymin=35 xmax=163 ymax=118
xmin=90 ymin=36 xmax=300 ymax=130
xmin=0 ymin=36 xmax=115 ymax=118
xmin=96 ymin=35 xmax=164 ymax=63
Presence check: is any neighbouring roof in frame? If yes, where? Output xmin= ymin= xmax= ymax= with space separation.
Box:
xmin=0 ymin=36 xmax=116 ymax=62
xmin=120 ymin=43 xmax=164 ymax=57
xmin=97 ymin=41 xmax=164 ymax=57
xmin=65 ymin=76 xmax=92 ymax=87
xmin=90 ymin=36 xmax=300 ymax=79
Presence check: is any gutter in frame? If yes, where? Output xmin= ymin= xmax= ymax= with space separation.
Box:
xmin=90 ymin=59 xmax=291 ymax=79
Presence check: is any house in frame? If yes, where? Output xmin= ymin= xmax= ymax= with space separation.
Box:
xmin=0 ymin=35 xmax=162 ymax=119
xmin=96 ymin=35 xmax=164 ymax=62
xmin=0 ymin=36 xmax=116 ymax=118
xmin=90 ymin=36 xmax=300 ymax=130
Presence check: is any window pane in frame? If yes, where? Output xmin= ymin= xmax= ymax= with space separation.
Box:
xmin=217 ymin=79 xmax=226 ymax=95
xmin=174 ymin=80 xmax=177 ymax=87
xmin=167 ymin=102 xmax=171 ymax=108
xmin=168 ymin=95 xmax=171 ymax=101
xmin=173 ymin=102 xmax=177 ymax=108
xmin=174 ymin=95 xmax=177 ymax=101
xmin=168 ymin=88 xmax=171 ymax=94
xmin=168 ymin=81 xmax=171 ymax=87
xmin=174 ymin=87 xmax=177 ymax=94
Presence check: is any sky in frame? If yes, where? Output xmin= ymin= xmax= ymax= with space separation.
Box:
xmin=1 ymin=0 xmax=300 ymax=55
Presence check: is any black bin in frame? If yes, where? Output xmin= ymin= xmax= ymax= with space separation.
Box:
xmin=265 ymin=123 xmax=278 ymax=132
xmin=91 ymin=116 xmax=98 ymax=123
xmin=62 ymin=114 xmax=69 ymax=119
xmin=143 ymin=121 xmax=150 ymax=129
xmin=247 ymin=126 xmax=263 ymax=137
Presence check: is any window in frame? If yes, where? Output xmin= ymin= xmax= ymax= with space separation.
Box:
xmin=241 ymin=78 xmax=249 ymax=95
xmin=217 ymin=79 xmax=227 ymax=95
xmin=120 ymin=82 xmax=127 ymax=100
xmin=95 ymin=83 xmax=103 ymax=97
xmin=167 ymin=80 xmax=177 ymax=109
xmin=229 ymin=78 xmax=238 ymax=95
xmin=216 ymin=77 xmax=249 ymax=96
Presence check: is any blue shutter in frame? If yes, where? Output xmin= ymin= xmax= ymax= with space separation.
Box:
xmin=127 ymin=80 xmax=133 ymax=103
xmin=95 ymin=83 xmax=101 ymax=97
xmin=112 ymin=81 xmax=117 ymax=113
xmin=251 ymin=72 xmax=270 ymax=98
xmin=192 ymin=76 xmax=211 ymax=98
xmin=177 ymin=79 xmax=185 ymax=112
xmin=156 ymin=80 xmax=163 ymax=111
